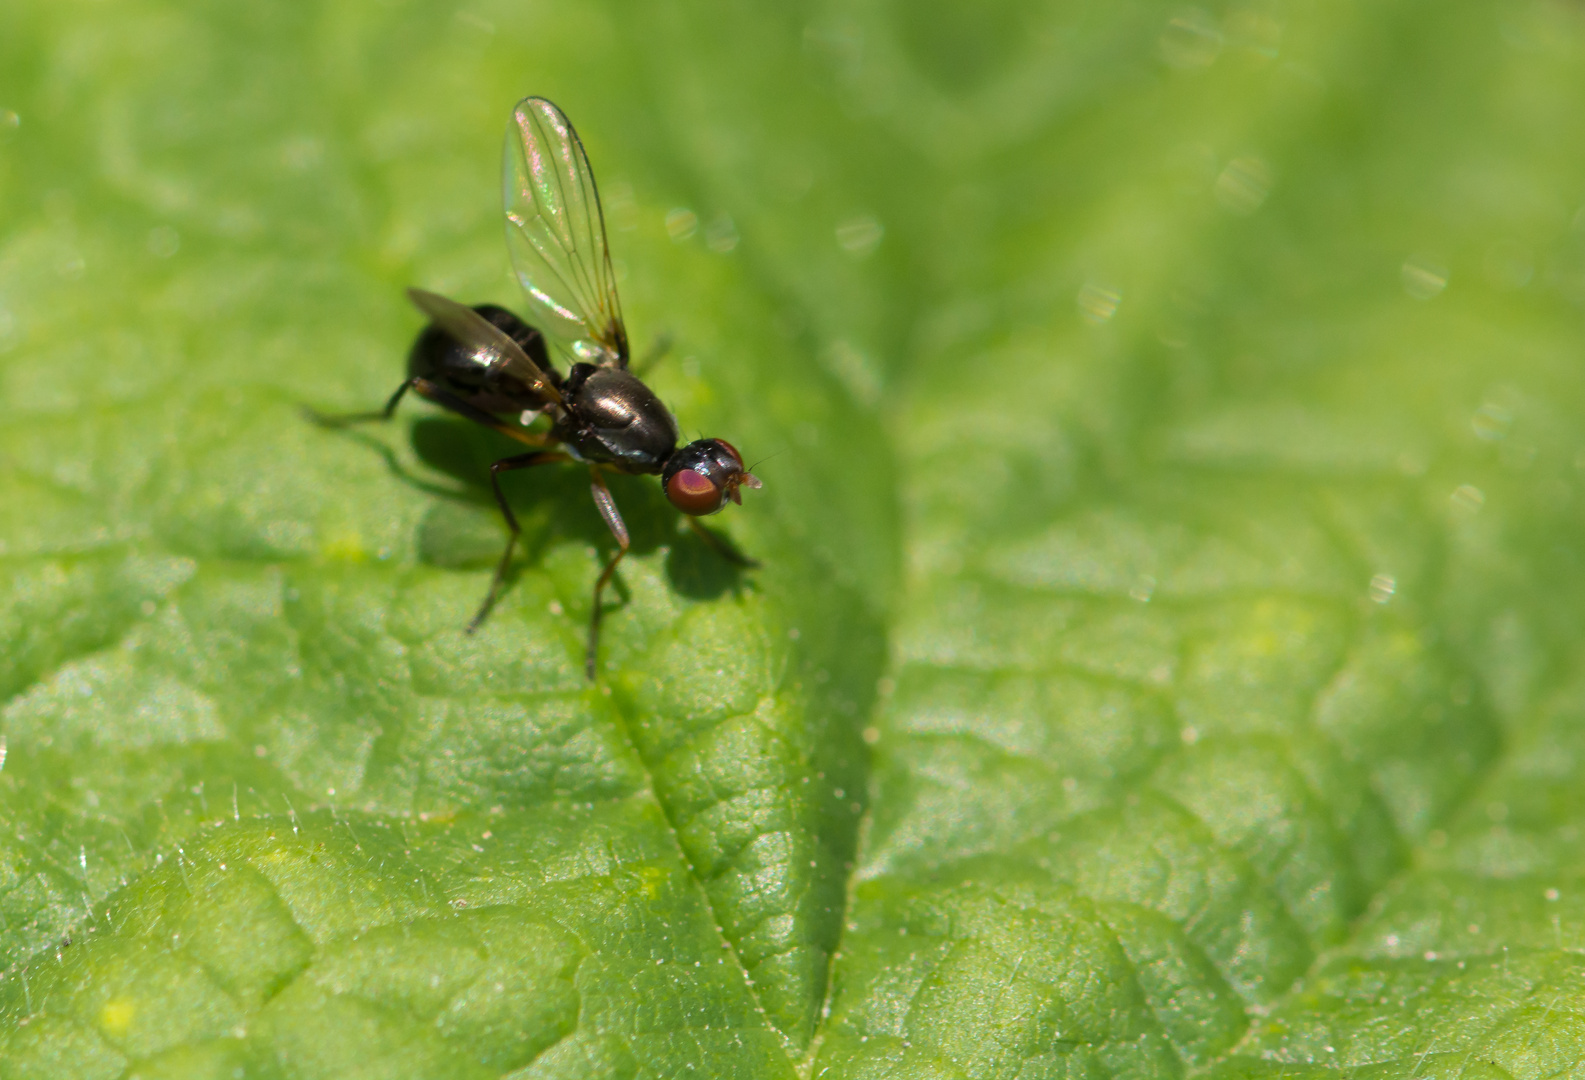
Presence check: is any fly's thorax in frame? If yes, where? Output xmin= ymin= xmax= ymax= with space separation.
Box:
xmin=556 ymin=365 xmax=679 ymax=472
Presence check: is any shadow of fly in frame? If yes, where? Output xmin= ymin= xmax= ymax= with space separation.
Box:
xmin=309 ymin=97 xmax=759 ymax=679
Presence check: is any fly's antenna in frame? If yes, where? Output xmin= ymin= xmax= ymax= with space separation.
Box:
xmin=746 ymin=448 xmax=786 ymax=474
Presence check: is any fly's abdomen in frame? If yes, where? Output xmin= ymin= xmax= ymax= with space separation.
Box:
xmin=408 ymin=303 xmax=556 ymax=413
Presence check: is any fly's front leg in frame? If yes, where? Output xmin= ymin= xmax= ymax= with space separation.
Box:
xmin=586 ymin=467 xmax=631 ymax=680
xmin=469 ymin=450 xmax=570 ymax=633
xmin=686 ymin=516 xmax=760 ymax=568
xmin=303 ymin=379 xmax=415 ymax=427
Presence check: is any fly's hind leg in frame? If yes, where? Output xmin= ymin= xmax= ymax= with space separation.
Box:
xmin=585 ymin=467 xmax=632 ymax=680
xmin=308 ymin=377 xmax=554 ymax=451
xmin=408 ymin=379 xmax=555 ymax=449
xmin=303 ymin=379 xmax=415 ymax=427
xmin=409 ymin=379 xmax=563 ymax=633
xmin=304 ymin=375 xmax=564 ymax=631
xmin=469 ymin=449 xmax=571 ymax=633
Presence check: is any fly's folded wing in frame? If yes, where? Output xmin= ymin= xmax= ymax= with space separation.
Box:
xmin=406 ymin=287 xmax=563 ymax=406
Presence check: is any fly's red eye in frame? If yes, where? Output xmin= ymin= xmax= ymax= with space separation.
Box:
xmin=666 ymin=468 xmax=724 ymax=516
xmin=713 ymin=439 xmax=744 ymax=468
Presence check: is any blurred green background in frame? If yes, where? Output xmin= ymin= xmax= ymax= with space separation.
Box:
xmin=3 ymin=0 xmax=1585 ymax=1077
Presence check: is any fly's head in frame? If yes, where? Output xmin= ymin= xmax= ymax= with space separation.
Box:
xmin=662 ymin=439 xmax=761 ymax=516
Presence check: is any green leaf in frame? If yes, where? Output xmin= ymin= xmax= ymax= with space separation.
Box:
xmin=2 ymin=1 xmax=1584 ymax=1078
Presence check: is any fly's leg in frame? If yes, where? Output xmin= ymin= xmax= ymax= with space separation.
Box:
xmin=629 ymin=333 xmax=673 ymax=379
xmin=586 ymin=467 xmax=632 ymax=680
xmin=302 ymin=379 xmax=415 ymax=427
xmin=687 ymin=516 xmax=760 ymax=568
xmin=307 ymin=378 xmax=554 ymax=450
xmin=469 ymin=450 xmax=571 ymax=633
xmin=409 ymin=379 xmax=556 ymax=449
xmin=307 ymin=376 xmax=565 ymax=632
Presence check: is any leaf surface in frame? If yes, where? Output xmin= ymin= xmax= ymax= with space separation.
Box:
xmin=2 ymin=1 xmax=1584 ymax=1078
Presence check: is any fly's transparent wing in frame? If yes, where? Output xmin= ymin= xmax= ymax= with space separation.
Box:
xmin=407 ymin=288 xmax=563 ymax=405
xmin=504 ymin=97 xmax=630 ymax=368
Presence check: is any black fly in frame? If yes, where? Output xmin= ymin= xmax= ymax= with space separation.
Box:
xmin=311 ymin=98 xmax=759 ymax=678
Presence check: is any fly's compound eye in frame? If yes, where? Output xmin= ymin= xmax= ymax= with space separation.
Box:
xmin=663 ymin=438 xmax=760 ymax=516
xmin=666 ymin=468 xmax=726 ymax=516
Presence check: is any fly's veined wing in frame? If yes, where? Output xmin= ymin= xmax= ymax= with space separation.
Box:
xmin=407 ymin=288 xmax=563 ymax=405
xmin=504 ymin=97 xmax=630 ymax=368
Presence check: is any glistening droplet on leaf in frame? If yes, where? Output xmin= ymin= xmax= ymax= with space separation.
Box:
xmin=1472 ymin=402 xmax=1512 ymax=442
xmin=1077 ymin=281 xmax=1122 ymax=324
xmin=665 ymin=207 xmax=698 ymax=241
xmin=1214 ymin=156 xmax=1272 ymax=215
xmin=1160 ymin=8 xmax=1223 ymax=70
xmin=822 ymin=339 xmax=882 ymax=406
xmin=704 ymin=213 xmax=738 ymax=253
xmin=1227 ymin=8 xmax=1283 ymax=59
xmin=1450 ymin=484 xmax=1485 ymax=515
xmin=603 ymin=180 xmax=639 ymax=233
xmin=835 ymin=214 xmax=883 ymax=258
xmin=1402 ymin=255 xmax=1449 ymax=299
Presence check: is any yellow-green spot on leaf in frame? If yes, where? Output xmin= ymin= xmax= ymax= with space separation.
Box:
xmin=320 ymin=530 xmax=368 ymax=563
xmin=98 ymin=999 xmax=135 ymax=1039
